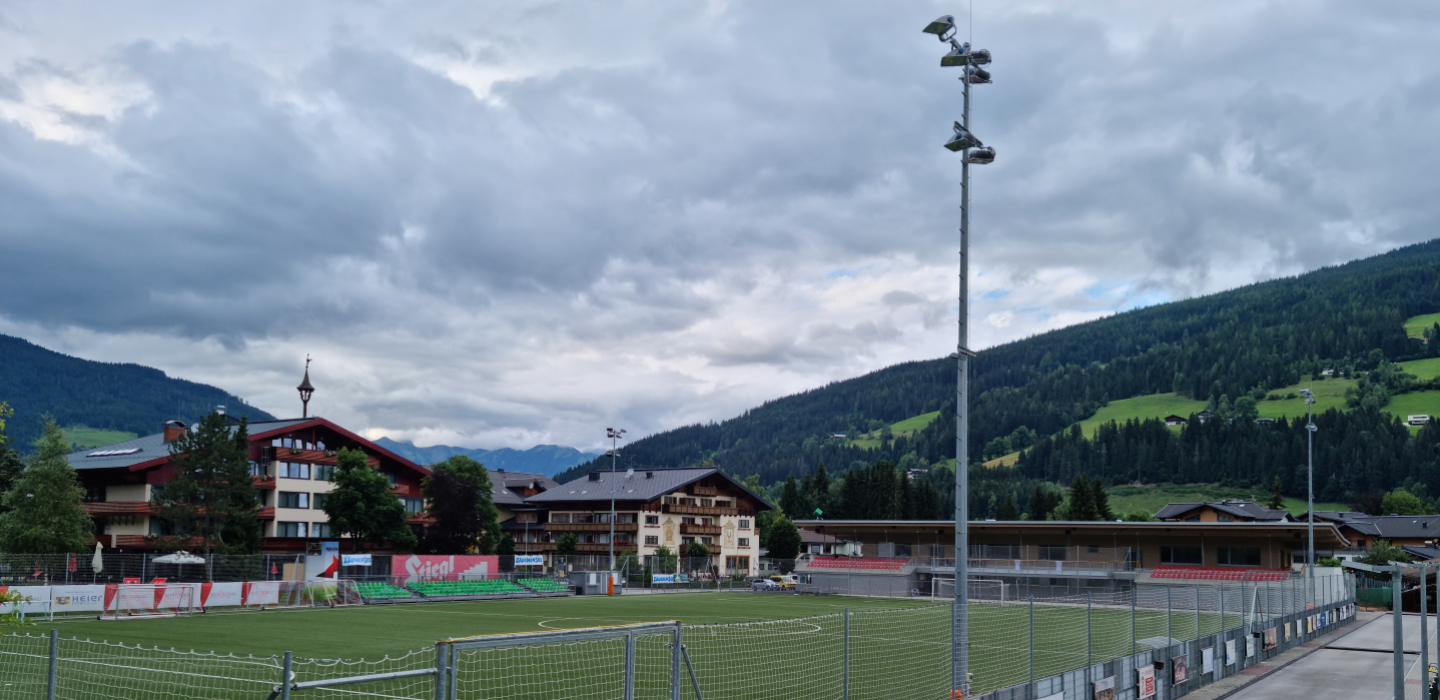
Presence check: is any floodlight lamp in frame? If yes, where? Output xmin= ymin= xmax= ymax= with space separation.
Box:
xmin=961 ymin=66 xmax=992 ymax=84
xmin=922 ymin=15 xmax=956 ymax=39
xmin=967 ymin=146 xmax=996 ymax=164
xmin=941 ymin=43 xmax=992 ymax=68
xmin=944 ymin=122 xmax=983 ymax=152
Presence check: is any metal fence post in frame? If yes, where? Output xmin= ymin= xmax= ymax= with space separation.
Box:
xmin=1393 ymin=568 xmax=1404 ymax=700
xmin=1167 ymin=586 xmax=1172 ymax=645
xmin=1086 ymin=590 xmax=1092 ymax=690
xmin=281 ymin=651 xmax=293 ymax=700
xmin=843 ymin=608 xmax=851 ymax=700
xmin=671 ymin=623 xmax=683 ymax=700
xmin=434 ymin=642 xmax=449 ymax=700
xmin=624 ymin=631 xmax=636 ymax=700
xmin=1131 ymin=587 xmax=1137 ymax=655
xmin=1029 ymin=596 xmax=1035 ymax=700
xmin=46 ymin=629 xmax=57 ymax=700
xmin=1422 ymin=562 xmax=1430 ymax=700
xmin=1194 ymin=585 xmax=1201 ymax=639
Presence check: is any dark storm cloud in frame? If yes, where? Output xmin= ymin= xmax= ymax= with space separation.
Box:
xmin=2 ymin=0 xmax=1440 ymax=447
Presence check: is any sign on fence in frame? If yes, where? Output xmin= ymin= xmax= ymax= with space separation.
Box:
xmin=1201 ymin=647 xmax=1214 ymax=675
xmin=515 ymin=555 xmax=543 ymax=566
xmin=1137 ymin=665 xmax=1156 ymax=698
xmin=1094 ymin=675 xmax=1115 ymax=700
xmin=1225 ymin=639 xmax=1236 ymax=665
xmin=1172 ymin=655 xmax=1187 ymax=684
xmin=341 ymin=554 xmax=372 ymax=567
xmin=397 ymin=555 xmax=497 ymax=583
xmin=652 ymin=574 xmax=675 ymax=583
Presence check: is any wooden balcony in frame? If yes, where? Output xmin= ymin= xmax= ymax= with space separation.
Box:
xmin=691 ymin=485 xmax=719 ymax=496
xmin=82 ymin=502 xmax=154 ymax=516
xmin=531 ymin=542 xmax=637 ymax=553
xmin=680 ymin=524 xmax=721 ymax=536
xmin=252 ymin=476 xmax=277 ymax=489
xmin=544 ymin=522 xmax=638 ymax=533
xmin=257 ymin=506 xmax=275 ymax=521
xmin=663 ymin=504 xmax=739 ymax=517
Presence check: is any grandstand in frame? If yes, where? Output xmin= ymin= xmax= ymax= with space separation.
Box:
xmin=518 ymin=577 xmax=570 ymax=593
xmin=1149 ymin=566 xmax=1291 ymax=582
xmin=408 ymin=579 xmax=527 ymax=599
xmin=355 ymin=582 xmax=416 ymax=602
xmin=805 ymin=556 xmax=909 ymax=571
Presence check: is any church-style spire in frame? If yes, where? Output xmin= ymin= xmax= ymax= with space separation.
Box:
xmin=298 ymin=355 xmax=314 ymax=418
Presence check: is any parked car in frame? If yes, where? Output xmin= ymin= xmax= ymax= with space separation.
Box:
xmin=751 ymin=578 xmax=780 ymax=591
xmin=768 ymin=575 xmax=797 ymax=590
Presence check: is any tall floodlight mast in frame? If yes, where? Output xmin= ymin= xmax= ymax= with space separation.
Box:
xmin=923 ymin=13 xmax=995 ymax=699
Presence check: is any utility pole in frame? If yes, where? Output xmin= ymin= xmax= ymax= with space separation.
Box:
xmin=1300 ymin=388 xmax=1316 ymax=604
xmin=606 ymin=427 xmax=626 ymax=572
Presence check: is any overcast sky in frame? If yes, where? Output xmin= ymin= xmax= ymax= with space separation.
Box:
xmin=2 ymin=1 xmax=1437 ymax=452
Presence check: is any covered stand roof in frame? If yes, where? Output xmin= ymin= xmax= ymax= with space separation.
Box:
xmin=525 ymin=467 xmax=772 ymax=508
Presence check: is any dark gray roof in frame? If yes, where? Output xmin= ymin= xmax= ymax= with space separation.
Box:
xmin=66 ymin=418 xmax=315 ymax=471
xmin=525 ymin=467 xmax=771 ymax=508
xmin=1331 ymin=514 xmax=1440 ymax=540
xmin=1154 ymin=501 xmax=1290 ymax=522
xmin=487 ymin=471 xmax=560 ymax=507
xmin=1403 ymin=545 xmax=1440 ymax=561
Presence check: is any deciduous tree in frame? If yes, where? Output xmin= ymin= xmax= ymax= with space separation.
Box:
xmin=421 ymin=455 xmax=500 ymax=553
xmin=765 ymin=514 xmax=802 ymax=560
xmin=323 ymin=447 xmax=416 ymax=552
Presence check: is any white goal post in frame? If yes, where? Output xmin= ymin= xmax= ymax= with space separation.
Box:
xmin=99 ymin=583 xmax=198 ymax=620
xmin=932 ymin=577 xmax=1007 ymax=602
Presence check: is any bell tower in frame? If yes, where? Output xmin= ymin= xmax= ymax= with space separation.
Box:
xmin=297 ymin=355 xmax=315 ymax=418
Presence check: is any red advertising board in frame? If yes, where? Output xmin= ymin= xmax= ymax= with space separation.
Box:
xmin=396 ymin=554 xmax=500 ymax=582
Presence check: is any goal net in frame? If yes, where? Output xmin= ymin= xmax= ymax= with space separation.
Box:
xmin=100 ymin=584 xmax=198 ymax=620
xmin=931 ymin=577 xmax=1007 ymax=601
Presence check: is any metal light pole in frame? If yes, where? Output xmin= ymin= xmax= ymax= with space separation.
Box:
xmin=923 ymin=15 xmax=995 ymax=698
xmin=1300 ymin=388 xmax=1316 ymax=604
xmin=606 ymin=427 xmax=626 ymax=572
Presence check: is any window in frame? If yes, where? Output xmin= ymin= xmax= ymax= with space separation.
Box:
xmin=312 ymin=522 xmax=333 ymax=538
xmin=385 ymin=473 xmax=397 ymax=486
xmin=1184 ymin=516 xmax=1200 ymax=522
xmin=1218 ymin=515 xmax=1234 ymax=522
xmin=700 ymin=499 xmax=713 ymax=507
xmin=645 ymin=515 xmax=660 ymax=525
xmin=400 ymin=497 xmax=425 ymax=514
xmin=682 ymin=517 xmax=696 ymax=525
xmin=701 ymin=537 xmax=713 ymax=545
xmin=1217 ymin=547 xmax=1261 ymax=566
xmin=1161 ymin=546 xmax=1204 ymax=565
xmin=312 ymin=493 xmax=327 ymax=510
xmin=1038 ymin=545 xmax=1068 ymax=561
xmin=516 ymin=512 xmax=538 ymax=523
xmin=278 ymin=492 xmax=310 ymax=509
xmin=1086 ymin=545 xmax=1100 ymax=554
xmin=552 ymin=513 xmax=570 ymax=523
xmin=83 ymin=485 xmax=105 ymax=503
xmin=738 ymin=519 xmax=750 ymax=529
xmin=725 ymin=556 xmax=750 ymax=571
xmin=616 ymin=513 xmax=637 ymax=523
xmin=278 ymin=462 xmax=310 ymax=479
xmin=663 ymin=497 xmax=678 ymax=505
xmin=249 ymin=461 xmax=268 ymax=477
xmin=646 ymin=536 xmax=659 ymax=545
xmin=1357 ymin=539 xmax=1367 ymax=549
xmin=276 ymin=522 xmax=308 ymax=537
xmin=739 ymin=537 xmax=750 ymax=548
xmin=313 ymin=464 xmax=335 ymax=481
xmin=715 ymin=500 xmax=730 ymax=507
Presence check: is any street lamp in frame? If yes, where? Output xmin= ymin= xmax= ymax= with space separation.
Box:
xmin=606 ymin=427 xmax=627 ymax=572
xmin=1300 ymin=388 xmax=1317 ymax=603
xmin=924 ymin=13 xmax=995 ymax=699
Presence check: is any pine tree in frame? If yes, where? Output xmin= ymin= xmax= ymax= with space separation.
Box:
xmin=995 ymin=494 xmax=1019 ymax=520
xmin=0 ymin=418 xmax=93 ymax=553
xmin=1092 ymin=477 xmax=1114 ymax=521
xmin=779 ymin=474 xmax=804 ymax=517
xmin=556 ymin=532 xmax=578 ymax=556
xmin=151 ymin=410 xmax=261 ymax=558
xmin=0 ymin=402 xmax=24 ymax=513
xmin=323 ymin=447 xmax=417 ymax=552
xmin=1266 ymin=477 xmax=1285 ymax=510
xmin=1066 ymin=473 xmax=1100 ymax=521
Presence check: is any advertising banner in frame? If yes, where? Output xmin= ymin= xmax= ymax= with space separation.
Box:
xmin=0 ymin=585 xmax=51 ymax=615
xmin=50 ymin=585 xmax=107 ymax=612
xmin=1136 ymin=665 xmax=1156 ymax=699
xmin=1172 ymin=655 xmax=1187 ymax=684
xmin=515 ymin=555 xmax=544 ymax=567
xmin=652 ymin=574 xmax=676 ymax=583
xmin=1263 ymin=627 xmax=1277 ymax=650
xmin=341 ymin=554 xmax=372 ymax=567
xmin=200 ymin=582 xmax=244 ymax=608
xmin=1093 ymin=675 xmax=1115 ymax=700
xmin=244 ymin=581 xmax=282 ymax=606
xmin=1201 ymin=647 xmax=1214 ymax=675
xmin=1225 ymin=639 xmax=1236 ymax=665
xmin=1246 ymin=636 xmax=1256 ymax=658
xmin=396 ymin=554 xmax=499 ymax=583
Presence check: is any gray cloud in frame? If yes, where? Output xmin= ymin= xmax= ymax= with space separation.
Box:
xmin=2 ymin=0 xmax=1439 ymax=449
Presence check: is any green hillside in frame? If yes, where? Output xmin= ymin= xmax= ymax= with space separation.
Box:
xmin=1074 ymin=394 xmax=1205 ymax=438
xmin=1406 ymin=313 xmax=1440 ymax=338
xmin=0 ymin=333 xmax=275 ymax=448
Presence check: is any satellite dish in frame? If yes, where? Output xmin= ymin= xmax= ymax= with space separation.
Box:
xmin=626 ymin=468 xmax=634 ymax=477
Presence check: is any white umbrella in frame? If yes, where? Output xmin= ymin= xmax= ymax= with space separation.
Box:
xmin=152 ymin=551 xmax=206 ymax=565
xmin=91 ymin=542 xmax=103 ymax=574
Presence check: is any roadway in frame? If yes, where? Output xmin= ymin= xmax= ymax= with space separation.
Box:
xmin=1226 ymin=612 xmax=1434 ymax=700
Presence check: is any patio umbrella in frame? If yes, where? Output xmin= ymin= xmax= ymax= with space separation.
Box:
xmin=91 ymin=542 xmax=103 ymax=574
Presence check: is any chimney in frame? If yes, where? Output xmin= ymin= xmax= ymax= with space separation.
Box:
xmin=162 ymin=420 xmax=187 ymax=443
xmin=588 ymin=472 xmax=601 ymax=481
xmin=646 ymin=471 xmax=654 ymax=479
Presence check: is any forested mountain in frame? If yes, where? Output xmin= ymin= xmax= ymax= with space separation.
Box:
xmin=558 ymin=240 xmax=1440 ymax=510
xmin=0 ymin=334 xmax=274 ymax=448
xmin=374 ymin=437 xmax=599 ymax=476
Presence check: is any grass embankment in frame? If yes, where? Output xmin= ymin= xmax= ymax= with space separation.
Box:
xmin=849 ymin=410 xmax=941 ymax=449
xmin=1405 ymin=313 xmax=1440 ymax=338
xmin=1106 ymin=483 xmax=1349 ymax=517
xmin=61 ymin=426 xmax=138 ymax=449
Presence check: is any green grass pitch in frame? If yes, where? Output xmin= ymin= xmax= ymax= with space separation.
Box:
xmin=4 ymin=592 xmax=1231 ymax=697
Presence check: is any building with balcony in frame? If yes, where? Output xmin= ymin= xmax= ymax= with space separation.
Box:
xmin=523 ymin=468 xmax=771 ymax=576
xmin=70 ymin=414 xmax=430 ymax=553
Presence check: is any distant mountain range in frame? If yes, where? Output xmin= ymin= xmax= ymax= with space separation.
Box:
xmin=374 ymin=437 xmax=600 ymax=477
xmin=0 ymin=333 xmax=275 ymax=448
